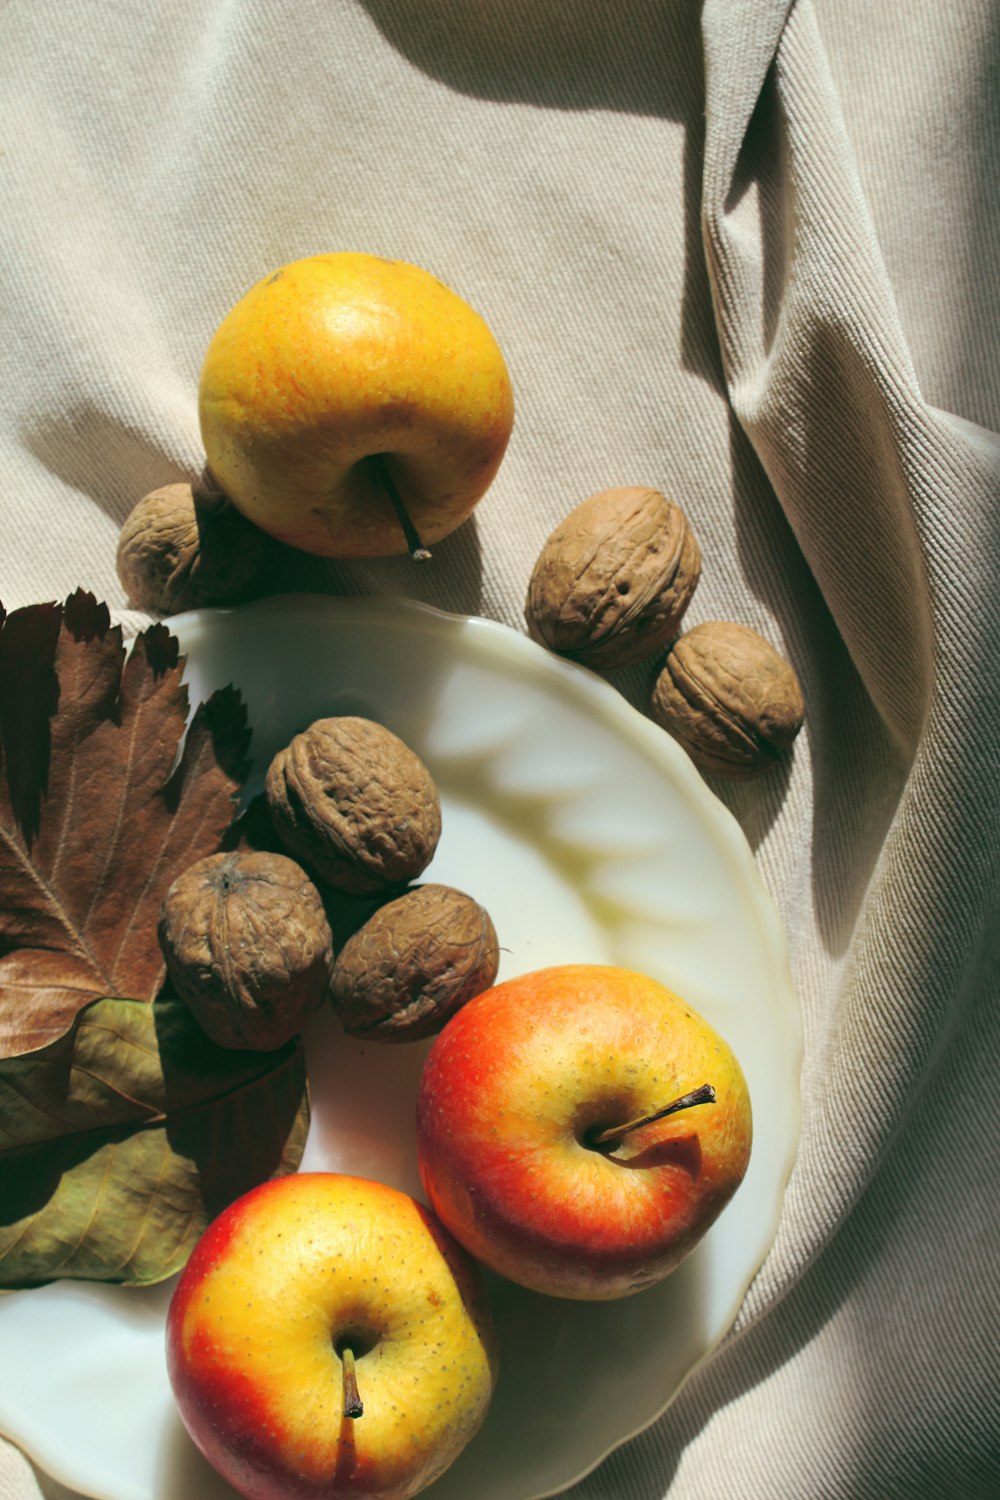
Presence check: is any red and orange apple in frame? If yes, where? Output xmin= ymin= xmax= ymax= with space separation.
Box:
xmin=415 ymin=963 xmax=753 ymax=1300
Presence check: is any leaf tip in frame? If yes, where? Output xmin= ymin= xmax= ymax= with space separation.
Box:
xmin=63 ymin=590 xmax=113 ymax=643
xmin=139 ymin=622 xmax=182 ymax=678
xmin=195 ymin=684 xmax=253 ymax=784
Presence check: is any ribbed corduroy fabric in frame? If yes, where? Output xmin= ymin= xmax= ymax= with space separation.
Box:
xmin=1 ymin=2 xmax=997 ymax=1497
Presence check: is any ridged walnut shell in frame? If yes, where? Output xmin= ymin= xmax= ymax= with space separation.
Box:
xmin=265 ymin=717 xmax=442 ymax=895
xmin=158 ymin=850 xmax=333 ymax=1050
xmin=525 ymin=486 xmax=702 ymax=669
xmin=329 ymin=884 xmax=499 ymax=1042
xmin=651 ymin=621 xmax=805 ymax=777
xmin=116 ymin=477 xmax=272 ymax=614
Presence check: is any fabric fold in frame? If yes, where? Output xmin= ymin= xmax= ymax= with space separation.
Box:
xmin=695 ymin=0 xmax=1000 ymax=1324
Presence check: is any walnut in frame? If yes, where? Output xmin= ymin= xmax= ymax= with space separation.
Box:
xmin=525 ymin=486 xmax=702 ymax=669
xmin=116 ymin=474 xmax=272 ymax=614
xmin=158 ymin=849 xmax=333 ymax=1049
xmin=265 ymin=717 xmax=442 ymax=896
xmin=650 ymin=621 xmax=805 ymax=777
xmin=329 ymin=884 xmax=499 ymax=1042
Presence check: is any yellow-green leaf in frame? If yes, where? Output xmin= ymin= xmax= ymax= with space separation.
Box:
xmin=0 ymin=996 xmax=309 ymax=1288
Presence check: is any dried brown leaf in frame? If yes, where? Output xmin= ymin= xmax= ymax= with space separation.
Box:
xmin=0 ymin=590 xmax=249 ymax=1058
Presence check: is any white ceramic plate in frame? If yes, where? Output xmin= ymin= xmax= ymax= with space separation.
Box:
xmin=0 ymin=595 xmax=801 ymax=1500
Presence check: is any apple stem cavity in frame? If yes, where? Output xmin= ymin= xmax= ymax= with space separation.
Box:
xmin=341 ymin=1345 xmax=364 ymax=1420
xmin=370 ymin=454 xmax=432 ymax=562
xmin=589 ymin=1083 xmax=716 ymax=1149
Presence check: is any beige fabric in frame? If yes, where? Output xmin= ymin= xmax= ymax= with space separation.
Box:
xmin=2 ymin=1 xmax=998 ymax=1496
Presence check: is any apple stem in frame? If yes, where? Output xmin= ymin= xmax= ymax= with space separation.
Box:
xmin=370 ymin=455 xmax=432 ymax=562
xmin=590 ymin=1083 xmax=716 ymax=1148
xmin=341 ymin=1346 xmax=364 ymax=1420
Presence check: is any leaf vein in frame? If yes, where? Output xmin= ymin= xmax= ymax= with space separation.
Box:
xmin=41 ymin=1137 xmax=117 ymax=1277
xmin=0 ymin=829 xmax=102 ymax=980
xmin=115 ymin=1131 xmax=171 ymax=1276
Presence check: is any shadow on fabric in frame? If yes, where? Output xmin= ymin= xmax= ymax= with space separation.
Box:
xmin=358 ymin=0 xmax=724 ymax=391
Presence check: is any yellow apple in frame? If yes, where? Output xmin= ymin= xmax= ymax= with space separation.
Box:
xmin=166 ymin=1172 xmax=498 ymax=1499
xmin=198 ymin=252 xmax=515 ymax=559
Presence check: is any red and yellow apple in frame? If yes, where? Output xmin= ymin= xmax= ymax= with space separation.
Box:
xmin=198 ymin=252 xmax=514 ymax=560
xmin=415 ymin=963 xmax=752 ymax=1300
xmin=166 ymin=1172 xmax=498 ymax=1499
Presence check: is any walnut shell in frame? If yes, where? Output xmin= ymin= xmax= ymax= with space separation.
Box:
xmin=116 ymin=478 xmax=272 ymax=614
xmin=525 ymin=486 xmax=702 ymax=669
xmin=158 ymin=850 xmax=333 ymax=1049
xmin=650 ymin=621 xmax=805 ymax=777
xmin=329 ymin=884 xmax=499 ymax=1042
xmin=265 ymin=717 xmax=442 ymax=895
